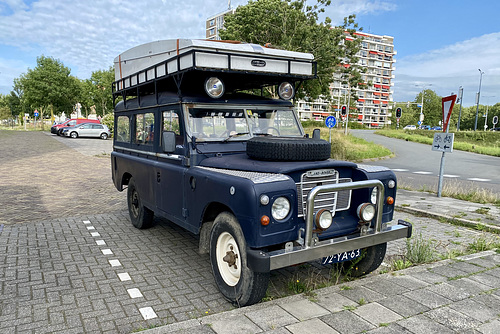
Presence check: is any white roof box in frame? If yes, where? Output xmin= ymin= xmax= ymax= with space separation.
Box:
xmin=113 ymin=39 xmax=315 ymax=91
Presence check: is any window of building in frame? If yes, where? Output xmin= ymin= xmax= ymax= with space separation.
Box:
xmin=209 ymin=19 xmax=215 ymax=26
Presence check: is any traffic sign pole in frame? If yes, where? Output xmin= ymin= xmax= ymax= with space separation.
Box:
xmin=437 ymin=94 xmax=456 ymax=197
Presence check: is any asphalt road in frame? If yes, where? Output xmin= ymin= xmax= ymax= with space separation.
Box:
xmin=350 ymin=130 xmax=500 ymax=195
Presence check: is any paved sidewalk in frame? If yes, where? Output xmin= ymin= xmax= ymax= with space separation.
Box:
xmin=144 ymin=251 xmax=500 ymax=334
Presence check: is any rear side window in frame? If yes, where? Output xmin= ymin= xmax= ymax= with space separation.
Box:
xmin=116 ymin=116 xmax=130 ymax=142
xmin=135 ymin=113 xmax=154 ymax=145
xmin=92 ymin=124 xmax=104 ymax=129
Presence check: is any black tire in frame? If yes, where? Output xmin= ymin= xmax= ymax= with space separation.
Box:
xmin=70 ymin=132 xmax=78 ymax=139
xmin=100 ymin=133 xmax=108 ymax=140
xmin=246 ymin=137 xmax=331 ymax=161
xmin=347 ymin=243 xmax=387 ymax=277
xmin=210 ymin=212 xmax=269 ymax=306
xmin=127 ymin=177 xmax=154 ymax=229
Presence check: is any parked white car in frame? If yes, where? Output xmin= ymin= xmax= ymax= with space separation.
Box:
xmin=403 ymin=125 xmax=416 ymax=130
xmin=63 ymin=123 xmax=111 ymax=139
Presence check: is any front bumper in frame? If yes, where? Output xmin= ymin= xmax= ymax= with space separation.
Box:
xmin=247 ymin=180 xmax=412 ymax=272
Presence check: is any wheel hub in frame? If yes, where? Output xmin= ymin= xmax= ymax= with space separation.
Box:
xmin=223 ymin=247 xmax=238 ymax=269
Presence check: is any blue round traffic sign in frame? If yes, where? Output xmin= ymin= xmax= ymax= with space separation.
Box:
xmin=34 ymin=111 xmax=39 ymax=117
xmin=325 ymin=116 xmax=336 ymax=128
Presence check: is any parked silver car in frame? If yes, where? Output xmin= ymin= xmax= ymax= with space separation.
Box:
xmin=62 ymin=123 xmax=111 ymax=140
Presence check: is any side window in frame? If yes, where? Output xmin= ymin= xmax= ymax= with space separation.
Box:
xmin=92 ymin=124 xmax=103 ymax=129
xmin=135 ymin=113 xmax=155 ymax=145
xmin=163 ymin=110 xmax=184 ymax=146
xmin=67 ymin=120 xmax=76 ymax=127
xmin=116 ymin=116 xmax=130 ymax=143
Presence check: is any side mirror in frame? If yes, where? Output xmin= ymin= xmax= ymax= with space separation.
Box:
xmin=162 ymin=131 xmax=176 ymax=153
xmin=312 ymin=128 xmax=321 ymax=140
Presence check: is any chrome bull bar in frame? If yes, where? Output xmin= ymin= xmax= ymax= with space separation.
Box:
xmin=266 ymin=180 xmax=412 ymax=271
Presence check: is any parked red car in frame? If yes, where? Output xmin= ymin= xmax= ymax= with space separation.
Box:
xmin=51 ymin=118 xmax=101 ymax=135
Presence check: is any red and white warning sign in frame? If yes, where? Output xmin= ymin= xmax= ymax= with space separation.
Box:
xmin=442 ymin=94 xmax=456 ymax=132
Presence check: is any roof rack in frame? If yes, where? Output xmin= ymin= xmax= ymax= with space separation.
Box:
xmin=112 ymin=39 xmax=317 ymax=104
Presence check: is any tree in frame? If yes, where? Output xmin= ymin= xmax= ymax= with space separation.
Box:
xmin=85 ymin=67 xmax=114 ymax=116
xmin=219 ymin=0 xmax=363 ymax=99
xmin=14 ymin=55 xmax=80 ymax=128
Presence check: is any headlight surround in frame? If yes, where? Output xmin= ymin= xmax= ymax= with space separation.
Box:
xmin=357 ymin=203 xmax=376 ymax=223
xmin=370 ymin=187 xmax=378 ymax=204
xmin=271 ymin=197 xmax=290 ymax=221
xmin=315 ymin=209 xmax=333 ymax=230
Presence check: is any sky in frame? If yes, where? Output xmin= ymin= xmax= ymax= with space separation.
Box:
xmin=0 ymin=0 xmax=499 ymax=107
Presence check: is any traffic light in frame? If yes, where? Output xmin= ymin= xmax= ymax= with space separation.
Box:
xmin=341 ymin=105 xmax=347 ymax=115
xmin=396 ymin=107 xmax=402 ymax=118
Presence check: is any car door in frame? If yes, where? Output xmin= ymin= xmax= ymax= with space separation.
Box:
xmin=91 ymin=124 xmax=104 ymax=137
xmin=77 ymin=123 xmax=92 ymax=137
xmin=154 ymin=107 xmax=187 ymax=226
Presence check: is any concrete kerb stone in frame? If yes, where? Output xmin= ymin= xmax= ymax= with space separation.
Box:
xmin=396 ymin=205 xmax=500 ymax=234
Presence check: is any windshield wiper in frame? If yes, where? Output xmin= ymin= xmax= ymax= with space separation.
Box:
xmin=223 ymin=132 xmax=249 ymax=142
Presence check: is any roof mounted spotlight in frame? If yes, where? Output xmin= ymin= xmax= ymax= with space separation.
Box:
xmin=278 ymin=82 xmax=294 ymax=100
xmin=204 ymin=77 xmax=225 ymax=99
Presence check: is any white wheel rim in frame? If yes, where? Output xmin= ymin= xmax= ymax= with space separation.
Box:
xmin=216 ymin=232 xmax=241 ymax=287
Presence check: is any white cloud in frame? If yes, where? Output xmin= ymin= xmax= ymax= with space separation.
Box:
xmin=325 ymin=0 xmax=397 ymax=25
xmin=0 ymin=0 xmax=234 ymax=89
xmin=395 ymin=33 xmax=500 ymax=106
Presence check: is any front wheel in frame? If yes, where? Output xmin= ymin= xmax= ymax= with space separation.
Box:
xmin=346 ymin=243 xmax=387 ymax=277
xmin=210 ymin=212 xmax=269 ymax=306
xmin=127 ymin=177 xmax=154 ymax=229
xmin=70 ymin=132 xmax=78 ymax=139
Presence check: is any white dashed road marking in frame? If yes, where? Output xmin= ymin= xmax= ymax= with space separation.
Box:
xmin=83 ymin=219 xmax=158 ymax=321
xmin=118 ymin=273 xmax=131 ymax=281
xmin=413 ymin=171 xmax=433 ymax=175
xmin=467 ymin=178 xmax=491 ymax=182
xmin=127 ymin=288 xmax=143 ymax=299
xmin=109 ymin=259 xmax=122 ymax=267
xmin=139 ymin=307 xmax=158 ymax=320
xmin=101 ymin=249 xmax=113 ymax=255
xmin=443 ymin=174 xmax=460 ymax=178
xmin=392 ymin=168 xmax=409 ymax=172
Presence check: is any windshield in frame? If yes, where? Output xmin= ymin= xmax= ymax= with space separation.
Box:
xmin=186 ymin=107 xmax=303 ymax=141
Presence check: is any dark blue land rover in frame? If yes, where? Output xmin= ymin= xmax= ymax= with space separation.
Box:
xmin=111 ymin=39 xmax=412 ymax=306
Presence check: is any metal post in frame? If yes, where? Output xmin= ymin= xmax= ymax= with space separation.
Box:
xmin=474 ymin=69 xmax=484 ymax=131
xmin=437 ymin=120 xmax=450 ymax=197
xmin=456 ymin=87 xmax=463 ymax=131
xmin=344 ymin=80 xmax=350 ymax=135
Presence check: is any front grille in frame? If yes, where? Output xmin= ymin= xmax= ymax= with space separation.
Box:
xmin=296 ymin=169 xmax=352 ymax=217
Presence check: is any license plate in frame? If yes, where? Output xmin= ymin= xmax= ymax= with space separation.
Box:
xmin=321 ymin=249 xmax=361 ymax=265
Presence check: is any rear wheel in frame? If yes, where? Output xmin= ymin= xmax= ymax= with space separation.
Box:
xmin=210 ymin=212 xmax=269 ymax=306
xmin=127 ymin=177 xmax=154 ymax=229
xmin=346 ymin=243 xmax=387 ymax=277
xmin=100 ymin=133 xmax=108 ymax=140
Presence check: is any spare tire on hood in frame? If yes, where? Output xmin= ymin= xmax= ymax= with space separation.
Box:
xmin=246 ymin=136 xmax=331 ymax=161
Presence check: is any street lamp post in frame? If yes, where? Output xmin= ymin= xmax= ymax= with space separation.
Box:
xmin=415 ymin=83 xmax=431 ymax=127
xmin=474 ymin=69 xmax=484 ymax=131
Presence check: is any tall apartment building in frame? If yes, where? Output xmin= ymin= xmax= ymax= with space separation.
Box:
xmin=298 ymin=32 xmax=396 ymax=128
xmin=206 ymin=8 xmax=236 ymax=40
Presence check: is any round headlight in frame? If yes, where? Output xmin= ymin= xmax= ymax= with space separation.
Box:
xmin=204 ymin=77 xmax=224 ymax=98
xmin=278 ymin=82 xmax=295 ymax=100
xmin=357 ymin=203 xmax=376 ymax=222
xmin=370 ymin=187 xmax=378 ymax=204
xmin=272 ymin=197 xmax=290 ymax=220
xmin=315 ymin=209 xmax=333 ymax=230
xmin=388 ymin=180 xmax=396 ymax=189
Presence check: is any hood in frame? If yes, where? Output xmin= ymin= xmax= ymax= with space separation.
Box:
xmin=199 ymin=153 xmax=357 ymax=174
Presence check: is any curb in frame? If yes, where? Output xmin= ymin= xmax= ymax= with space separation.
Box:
xmin=395 ymin=205 xmax=500 ymax=234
